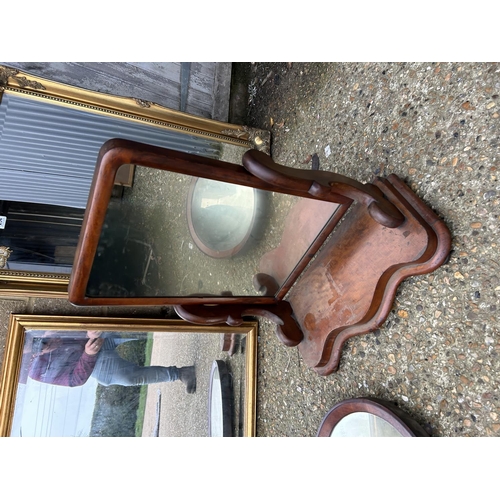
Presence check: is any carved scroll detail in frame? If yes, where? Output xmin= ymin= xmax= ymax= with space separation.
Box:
xmin=221 ymin=128 xmax=247 ymax=138
xmin=174 ymin=302 xmax=303 ymax=347
xmin=242 ymin=149 xmax=405 ymax=228
xmin=134 ymin=98 xmax=152 ymax=108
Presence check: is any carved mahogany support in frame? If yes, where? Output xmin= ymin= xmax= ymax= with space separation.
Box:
xmin=174 ymin=301 xmax=303 ymax=347
xmin=242 ymin=149 xmax=405 ymax=228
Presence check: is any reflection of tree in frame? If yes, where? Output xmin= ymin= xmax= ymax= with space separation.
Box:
xmin=89 ymin=339 xmax=146 ymax=437
xmin=90 ymin=386 xmax=141 ymax=437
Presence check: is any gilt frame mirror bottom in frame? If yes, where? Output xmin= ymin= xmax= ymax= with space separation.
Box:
xmin=0 ymin=315 xmax=257 ymax=437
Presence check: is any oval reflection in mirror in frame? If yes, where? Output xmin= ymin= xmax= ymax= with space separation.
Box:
xmin=187 ymin=178 xmax=265 ymax=258
xmin=331 ymin=412 xmax=404 ymax=437
xmin=208 ymin=360 xmax=233 ymax=437
xmin=317 ymin=398 xmax=429 ymax=437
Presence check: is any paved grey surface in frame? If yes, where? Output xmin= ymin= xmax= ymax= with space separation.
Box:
xmin=244 ymin=62 xmax=499 ymax=437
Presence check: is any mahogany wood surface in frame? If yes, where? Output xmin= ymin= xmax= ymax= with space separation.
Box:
xmin=288 ymin=174 xmax=451 ymax=375
xmin=242 ymin=149 xmax=405 ymax=228
xmin=174 ymin=301 xmax=303 ymax=347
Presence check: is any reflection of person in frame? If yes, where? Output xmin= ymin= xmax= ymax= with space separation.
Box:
xmin=27 ymin=331 xmax=196 ymax=394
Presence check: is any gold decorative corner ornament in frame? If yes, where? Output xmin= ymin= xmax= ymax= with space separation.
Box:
xmin=221 ymin=125 xmax=271 ymax=154
xmin=0 ymin=67 xmax=45 ymax=91
xmin=0 ymin=67 xmax=18 ymax=88
xmin=0 ymin=246 xmax=12 ymax=269
xmin=134 ymin=98 xmax=152 ymax=108
xmin=244 ymin=126 xmax=271 ymax=154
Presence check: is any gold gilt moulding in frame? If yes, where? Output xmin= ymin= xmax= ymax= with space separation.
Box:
xmin=0 ymin=64 xmax=270 ymax=298
xmin=0 ymin=65 xmax=270 ymax=151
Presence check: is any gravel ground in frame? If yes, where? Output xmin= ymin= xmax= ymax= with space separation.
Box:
xmin=240 ymin=62 xmax=500 ymax=437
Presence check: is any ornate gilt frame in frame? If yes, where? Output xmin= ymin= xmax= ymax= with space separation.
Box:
xmin=0 ymin=64 xmax=270 ymax=297
xmin=0 ymin=314 xmax=258 ymax=437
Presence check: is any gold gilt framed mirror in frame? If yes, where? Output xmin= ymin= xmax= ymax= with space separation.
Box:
xmin=0 ymin=64 xmax=269 ymax=298
xmin=0 ymin=314 xmax=257 ymax=437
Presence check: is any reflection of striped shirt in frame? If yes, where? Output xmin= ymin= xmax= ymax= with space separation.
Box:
xmin=29 ymin=339 xmax=98 ymax=387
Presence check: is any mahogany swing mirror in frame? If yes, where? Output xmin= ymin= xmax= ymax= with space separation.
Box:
xmin=69 ymin=138 xmax=451 ymax=375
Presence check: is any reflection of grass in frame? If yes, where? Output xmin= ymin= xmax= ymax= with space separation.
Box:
xmin=135 ymin=335 xmax=154 ymax=436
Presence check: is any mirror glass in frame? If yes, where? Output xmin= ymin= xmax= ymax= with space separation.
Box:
xmin=0 ymin=91 xmax=231 ymax=275
xmin=330 ymin=412 xmax=404 ymax=437
xmin=188 ymin=178 xmax=260 ymax=258
xmin=10 ymin=326 xmax=254 ymax=437
xmin=86 ymin=164 xmax=340 ymax=298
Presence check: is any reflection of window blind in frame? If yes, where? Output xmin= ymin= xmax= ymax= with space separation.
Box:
xmin=0 ymin=93 xmax=221 ymax=208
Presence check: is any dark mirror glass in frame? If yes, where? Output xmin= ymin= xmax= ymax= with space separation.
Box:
xmin=86 ymin=164 xmax=341 ymax=299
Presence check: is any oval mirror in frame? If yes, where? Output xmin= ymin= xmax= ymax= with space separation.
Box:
xmin=208 ymin=360 xmax=233 ymax=437
xmin=187 ymin=177 xmax=265 ymax=259
xmin=317 ymin=398 xmax=429 ymax=437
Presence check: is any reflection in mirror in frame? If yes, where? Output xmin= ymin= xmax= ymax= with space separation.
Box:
xmin=0 ymin=317 xmax=257 ymax=437
xmin=187 ymin=178 xmax=264 ymax=259
xmin=0 ymin=65 xmax=273 ymax=298
xmin=86 ymin=163 xmax=340 ymax=299
xmin=331 ymin=412 xmax=403 ymax=437
xmin=208 ymin=360 xmax=233 ymax=437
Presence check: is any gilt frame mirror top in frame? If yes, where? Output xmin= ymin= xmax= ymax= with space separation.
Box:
xmin=0 ymin=64 xmax=270 ymax=298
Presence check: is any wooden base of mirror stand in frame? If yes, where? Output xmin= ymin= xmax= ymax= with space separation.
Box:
xmin=175 ymin=174 xmax=451 ymax=377
xmin=288 ymin=174 xmax=452 ymax=375
xmin=174 ymin=301 xmax=303 ymax=347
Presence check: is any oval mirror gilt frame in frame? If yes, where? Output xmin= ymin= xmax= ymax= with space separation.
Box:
xmin=316 ymin=397 xmax=429 ymax=437
xmin=0 ymin=64 xmax=270 ymax=298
